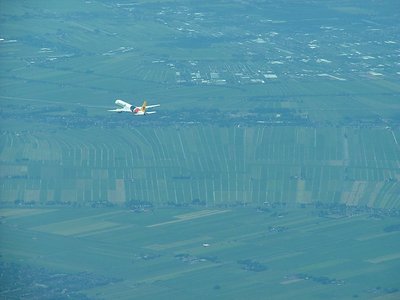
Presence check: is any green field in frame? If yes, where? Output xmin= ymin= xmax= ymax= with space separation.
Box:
xmin=1 ymin=1 xmax=399 ymax=299
xmin=1 ymin=207 xmax=399 ymax=299
xmin=1 ymin=125 xmax=399 ymax=208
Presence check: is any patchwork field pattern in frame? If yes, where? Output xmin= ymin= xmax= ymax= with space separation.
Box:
xmin=1 ymin=126 xmax=399 ymax=208
xmin=1 ymin=1 xmax=399 ymax=298
xmin=1 ymin=207 xmax=399 ymax=299
xmin=1 ymin=1 xmax=399 ymax=209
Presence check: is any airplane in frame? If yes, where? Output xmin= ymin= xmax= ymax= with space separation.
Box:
xmin=108 ymin=99 xmax=160 ymax=116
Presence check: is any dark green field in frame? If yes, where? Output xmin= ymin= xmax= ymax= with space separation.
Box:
xmin=1 ymin=0 xmax=399 ymax=299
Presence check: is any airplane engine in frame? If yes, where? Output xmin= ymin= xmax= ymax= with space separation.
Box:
xmin=131 ymin=106 xmax=140 ymax=113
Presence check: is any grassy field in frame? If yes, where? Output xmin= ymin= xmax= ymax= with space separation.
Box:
xmin=1 ymin=207 xmax=399 ymax=299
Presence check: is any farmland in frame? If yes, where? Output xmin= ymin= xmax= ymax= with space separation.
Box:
xmin=1 ymin=206 xmax=400 ymax=299
xmin=1 ymin=125 xmax=399 ymax=209
xmin=1 ymin=0 xmax=400 ymax=299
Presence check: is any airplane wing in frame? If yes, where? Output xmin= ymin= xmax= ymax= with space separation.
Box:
xmin=108 ymin=108 xmax=131 ymax=112
xmin=146 ymin=104 xmax=160 ymax=109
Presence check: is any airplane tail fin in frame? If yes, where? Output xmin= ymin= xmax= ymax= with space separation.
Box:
xmin=141 ymin=101 xmax=147 ymax=113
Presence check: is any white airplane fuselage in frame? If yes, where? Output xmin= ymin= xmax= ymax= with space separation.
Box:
xmin=115 ymin=100 xmax=144 ymax=115
xmin=115 ymin=99 xmax=131 ymax=110
xmin=111 ymin=99 xmax=158 ymax=116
